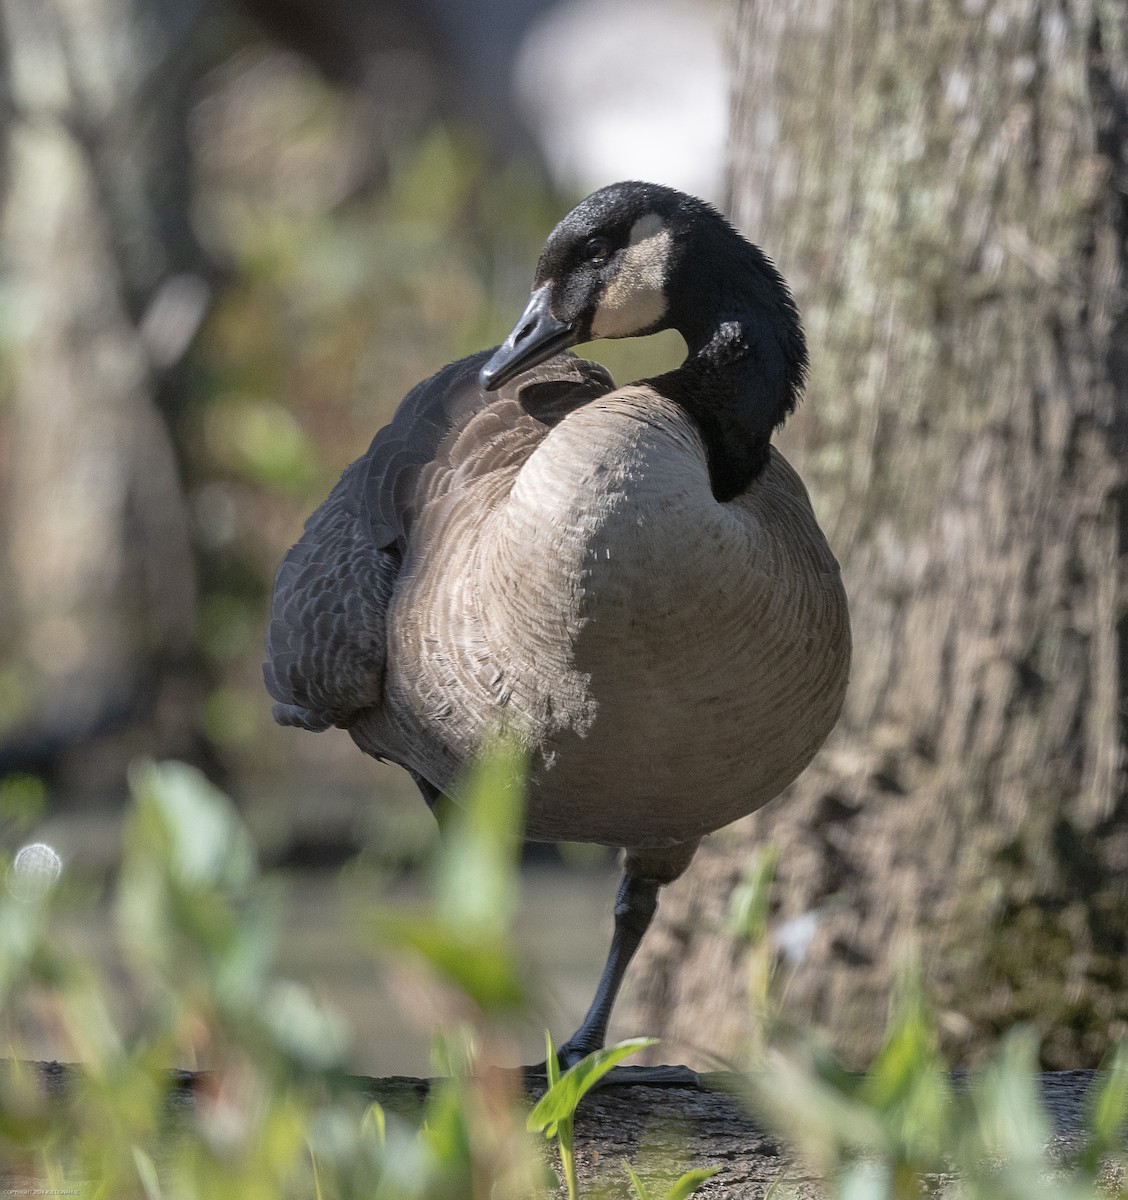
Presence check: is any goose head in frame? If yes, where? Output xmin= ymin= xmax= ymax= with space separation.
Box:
xmin=479 ymin=181 xmax=807 ymax=497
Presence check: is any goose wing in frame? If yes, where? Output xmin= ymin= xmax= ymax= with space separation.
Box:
xmin=263 ymin=349 xmax=613 ymax=733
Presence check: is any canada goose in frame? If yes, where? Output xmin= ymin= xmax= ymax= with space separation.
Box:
xmin=265 ymin=180 xmax=850 ymax=1076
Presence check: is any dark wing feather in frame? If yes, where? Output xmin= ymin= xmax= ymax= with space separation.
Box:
xmin=263 ymin=348 xmax=613 ymax=733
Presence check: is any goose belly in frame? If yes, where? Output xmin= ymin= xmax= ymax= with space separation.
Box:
xmin=521 ymin=504 xmax=848 ymax=846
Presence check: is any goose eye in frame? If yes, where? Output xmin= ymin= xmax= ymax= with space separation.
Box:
xmin=584 ymin=236 xmax=611 ymax=264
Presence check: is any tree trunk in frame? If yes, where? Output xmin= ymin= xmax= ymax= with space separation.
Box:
xmin=631 ymin=0 xmax=1128 ymax=1070
xmin=0 ymin=0 xmax=214 ymax=788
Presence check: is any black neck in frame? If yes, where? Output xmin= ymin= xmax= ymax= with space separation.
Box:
xmin=643 ymin=227 xmax=807 ymax=501
xmin=648 ymin=306 xmax=806 ymax=502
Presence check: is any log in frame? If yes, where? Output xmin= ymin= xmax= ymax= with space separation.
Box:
xmin=16 ymin=1063 xmax=1119 ymax=1197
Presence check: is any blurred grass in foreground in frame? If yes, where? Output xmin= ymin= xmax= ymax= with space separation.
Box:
xmin=0 ymin=756 xmax=1126 ymax=1197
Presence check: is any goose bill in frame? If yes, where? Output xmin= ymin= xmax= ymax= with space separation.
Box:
xmin=479 ymin=285 xmax=579 ymax=391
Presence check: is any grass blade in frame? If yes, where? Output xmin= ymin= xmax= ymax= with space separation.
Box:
xmin=666 ymin=1165 xmax=721 ymax=1199
xmin=622 ymin=1158 xmax=654 ymax=1199
xmin=527 ymin=1038 xmax=659 ymax=1133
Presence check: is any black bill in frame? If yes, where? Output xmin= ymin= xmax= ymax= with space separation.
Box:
xmin=479 ymin=285 xmax=579 ymax=391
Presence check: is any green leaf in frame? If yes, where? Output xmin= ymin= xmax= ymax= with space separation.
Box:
xmin=430 ymin=1028 xmax=478 ymax=1078
xmin=526 ymin=1038 xmax=659 ymax=1134
xmin=365 ymin=910 xmax=526 ymax=1011
xmin=861 ymin=998 xmax=932 ymax=1112
xmin=837 ymin=1159 xmax=890 ymax=1200
xmin=433 ymin=740 xmax=527 ymax=934
xmin=540 ymin=1034 xmax=580 ymax=1200
xmin=420 ymin=1080 xmax=473 ymax=1176
xmin=362 ymin=1100 xmax=386 ymax=1148
xmin=262 ymin=980 xmax=349 ymax=1069
xmin=971 ymin=1027 xmax=1050 ymax=1163
xmin=622 ymin=1159 xmax=653 ymax=1200
xmin=538 ymin=1033 xmax=564 ymax=1140
xmin=545 ymin=1030 xmax=561 ymax=1090
xmin=132 ymin=1145 xmax=161 ymax=1200
xmin=665 ymin=1166 xmax=721 ymax=1200
xmin=727 ymin=848 xmax=779 ymax=944
xmin=1080 ymin=1039 xmax=1128 ymax=1171
xmin=127 ymin=760 xmax=255 ymax=890
xmin=310 ymin=1141 xmax=325 ymax=1200
xmin=623 ymin=1161 xmax=719 ymax=1200
xmin=748 ymin=1046 xmax=887 ymax=1165
xmin=0 ymin=892 xmax=49 ymax=1005
xmin=558 ymin=1118 xmax=577 ymax=1200
xmin=363 ymin=741 xmax=531 ymax=1014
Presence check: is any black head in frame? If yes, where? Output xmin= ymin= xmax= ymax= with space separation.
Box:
xmin=479 ymin=181 xmax=806 ymax=413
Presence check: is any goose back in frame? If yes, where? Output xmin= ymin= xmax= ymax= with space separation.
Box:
xmin=264 ymin=350 xmax=614 ymax=733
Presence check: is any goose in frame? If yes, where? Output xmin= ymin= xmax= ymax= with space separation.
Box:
xmin=264 ymin=180 xmax=850 ymax=1077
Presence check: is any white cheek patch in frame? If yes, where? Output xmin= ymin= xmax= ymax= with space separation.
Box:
xmin=591 ymin=213 xmax=672 ymax=339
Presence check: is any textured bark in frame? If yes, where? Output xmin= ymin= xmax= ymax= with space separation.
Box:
xmin=632 ymin=0 xmax=1128 ymax=1069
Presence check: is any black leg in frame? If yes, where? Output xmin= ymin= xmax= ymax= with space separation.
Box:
xmin=556 ymin=873 xmax=660 ymax=1066
xmin=538 ymin=840 xmax=704 ymax=1089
